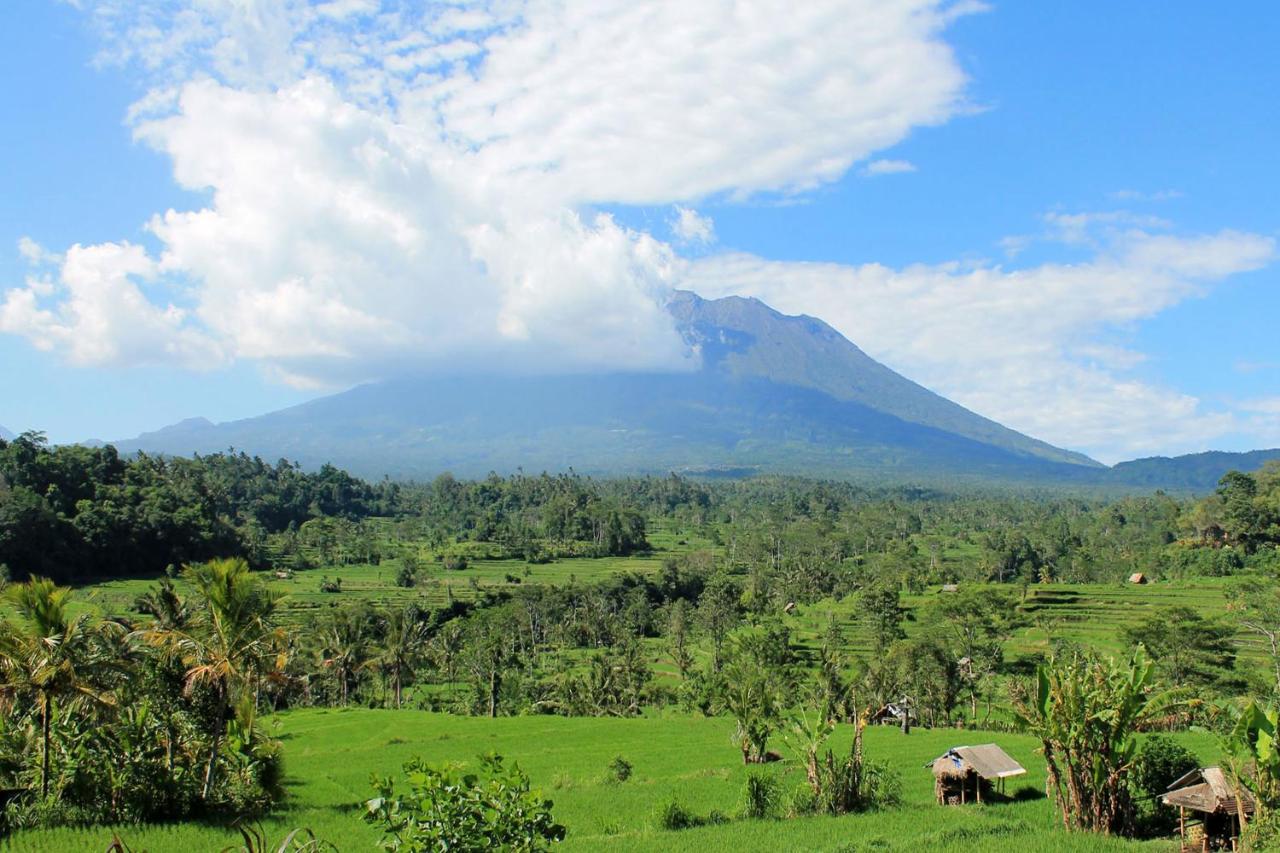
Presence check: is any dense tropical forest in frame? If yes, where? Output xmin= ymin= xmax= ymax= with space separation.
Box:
xmin=2 ymin=431 xmax=1280 ymax=850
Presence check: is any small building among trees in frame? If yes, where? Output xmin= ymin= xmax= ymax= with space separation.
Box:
xmin=1129 ymin=572 xmax=1149 ymax=584
xmin=869 ymin=702 xmax=915 ymax=728
xmin=928 ymin=744 xmax=1026 ymax=805
xmin=1161 ymin=766 xmax=1254 ymax=852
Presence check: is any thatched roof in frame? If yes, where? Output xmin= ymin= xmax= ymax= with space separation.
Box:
xmin=928 ymin=744 xmax=1026 ymax=780
xmin=1128 ymin=572 xmax=1148 ymax=584
xmin=1162 ymin=767 xmax=1255 ymax=816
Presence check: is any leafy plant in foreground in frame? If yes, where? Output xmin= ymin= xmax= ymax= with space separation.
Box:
xmin=365 ymin=752 xmax=565 ymax=852
xmin=1013 ymin=645 xmax=1181 ymax=835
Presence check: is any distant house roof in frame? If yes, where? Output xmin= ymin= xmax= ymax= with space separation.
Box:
xmin=928 ymin=744 xmax=1026 ymax=780
xmin=1162 ymin=767 xmax=1255 ymax=816
xmin=1129 ymin=572 xmax=1148 ymax=584
xmin=870 ymin=702 xmax=915 ymax=722
xmin=940 ymin=583 xmax=959 ymax=593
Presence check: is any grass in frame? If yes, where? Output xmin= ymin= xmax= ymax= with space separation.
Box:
xmin=0 ymin=708 xmax=1213 ymax=852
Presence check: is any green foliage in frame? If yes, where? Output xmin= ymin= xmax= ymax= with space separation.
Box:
xmin=364 ymin=752 xmax=565 ymax=852
xmin=1131 ymin=735 xmax=1198 ymax=801
xmin=606 ymin=755 xmax=632 ymax=783
xmin=862 ymin=581 xmax=904 ymax=653
xmin=1013 ymin=646 xmax=1182 ymax=836
xmin=1130 ymin=735 xmax=1198 ymax=834
xmin=1122 ymin=606 xmax=1238 ymax=692
xmin=740 ymin=768 xmax=781 ymax=819
xmin=653 ymin=795 xmax=699 ymax=831
xmin=0 ymin=433 xmax=396 ymax=584
xmin=1216 ymin=701 xmax=1280 ymax=819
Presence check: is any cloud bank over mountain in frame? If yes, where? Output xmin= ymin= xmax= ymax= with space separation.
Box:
xmin=1 ymin=0 xmax=977 ymax=387
xmin=0 ymin=0 xmax=1275 ymax=461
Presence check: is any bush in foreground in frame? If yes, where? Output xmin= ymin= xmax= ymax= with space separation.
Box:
xmin=365 ymin=752 xmax=564 ymax=852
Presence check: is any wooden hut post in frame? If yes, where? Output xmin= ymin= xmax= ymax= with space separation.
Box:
xmin=976 ymin=774 xmax=981 ymax=804
xmin=1179 ymin=806 xmax=1185 ymax=848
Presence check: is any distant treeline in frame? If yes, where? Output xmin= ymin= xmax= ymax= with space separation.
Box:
xmin=0 ymin=432 xmax=398 ymax=583
xmin=2 ymin=430 xmax=1278 ymax=585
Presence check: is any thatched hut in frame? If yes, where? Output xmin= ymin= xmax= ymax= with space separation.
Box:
xmin=928 ymin=744 xmax=1025 ymax=805
xmin=1162 ymin=767 xmax=1254 ymax=851
xmin=1129 ymin=572 xmax=1149 ymax=584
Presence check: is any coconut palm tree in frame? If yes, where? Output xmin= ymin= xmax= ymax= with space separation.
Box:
xmin=372 ymin=607 xmax=429 ymax=709
xmin=150 ymin=558 xmax=285 ymax=803
xmin=0 ymin=578 xmax=116 ymax=798
xmin=316 ymin=606 xmax=373 ymax=706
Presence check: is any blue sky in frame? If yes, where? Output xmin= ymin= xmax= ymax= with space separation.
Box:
xmin=1 ymin=0 xmax=1277 ymax=462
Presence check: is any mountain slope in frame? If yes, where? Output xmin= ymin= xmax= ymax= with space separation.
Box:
xmin=111 ymin=292 xmax=1101 ymax=481
xmin=1107 ymin=448 xmax=1280 ymax=491
xmin=670 ymin=291 xmax=1098 ymax=467
xmin=0 ymin=425 xmax=14 ymax=441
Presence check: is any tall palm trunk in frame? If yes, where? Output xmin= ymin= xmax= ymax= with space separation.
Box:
xmin=40 ymin=693 xmax=52 ymax=799
xmin=202 ymin=689 xmax=225 ymax=802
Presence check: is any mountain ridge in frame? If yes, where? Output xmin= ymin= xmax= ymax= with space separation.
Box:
xmin=96 ymin=290 xmax=1267 ymax=490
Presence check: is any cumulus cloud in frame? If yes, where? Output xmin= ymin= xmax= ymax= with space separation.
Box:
xmin=679 ymin=225 xmax=1275 ymax=462
xmin=671 ymin=207 xmax=716 ymax=246
xmin=7 ymin=0 xmax=980 ymax=385
xmin=0 ymin=241 xmax=223 ymax=368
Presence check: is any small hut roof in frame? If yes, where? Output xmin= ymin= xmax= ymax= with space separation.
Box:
xmin=1128 ymin=572 xmax=1147 ymax=584
xmin=871 ymin=702 xmax=914 ymax=721
xmin=940 ymin=583 xmax=959 ymax=593
xmin=1162 ymin=767 xmax=1255 ymax=816
xmin=928 ymin=744 xmax=1026 ymax=780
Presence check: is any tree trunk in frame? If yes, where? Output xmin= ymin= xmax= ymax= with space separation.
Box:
xmin=41 ymin=693 xmax=52 ymax=799
xmin=488 ymin=670 xmax=499 ymax=718
xmin=202 ymin=694 xmax=226 ymax=803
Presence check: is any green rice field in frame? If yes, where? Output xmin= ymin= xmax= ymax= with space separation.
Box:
xmin=0 ymin=708 xmax=1215 ymax=852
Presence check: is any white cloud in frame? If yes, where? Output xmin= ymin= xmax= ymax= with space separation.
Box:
xmin=862 ymin=158 xmax=918 ymax=176
xmin=671 ymin=207 xmax=716 ymax=246
xmin=16 ymin=237 xmax=61 ymax=267
xmin=0 ymin=241 xmax=223 ymax=369
xmin=679 ymin=226 xmax=1275 ymax=463
xmin=9 ymin=0 xmax=981 ymax=385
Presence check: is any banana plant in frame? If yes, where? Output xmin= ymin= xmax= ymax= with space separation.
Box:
xmin=1013 ymin=645 xmax=1183 ymax=835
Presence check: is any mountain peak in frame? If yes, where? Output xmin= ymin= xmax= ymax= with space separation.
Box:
xmin=0 ymin=424 xmax=14 ymax=441
xmin=671 ymin=291 xmax=1100 ymax=468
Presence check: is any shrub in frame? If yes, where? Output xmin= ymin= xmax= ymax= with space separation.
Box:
xmin=442 ymin=555 xmax=469 ymax=572
xmin=607 ymin=755 xmax=633 ymax=783
xmin=395 ymin=565 xmax=417 ymax=588
xmin=319 ymin=577 xmax=342 ymax=593
xmin=785 ymin=781 xmax=819 ymax=817
xmin=365 ymin=752 xmax=564 ymax=852
xmin=741 ymin=769 xmax=781 ymax=819
xmin=1132 ymin=736 xmax=1198 ymax=801
xmin=653 ymin=796 xmax=698 ymax=831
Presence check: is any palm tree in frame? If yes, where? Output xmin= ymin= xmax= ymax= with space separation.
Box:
xmin=372 ymin=607 xmax=429 ymax=709
xmin=150 ymin=558 xmax=285 ymax=802
xmin=133 ymin=577 xmax=191 ymax=630
xmin=316 ymin=606 xmax=371 ymax=706
xmin=0 ymin=578 xmax=116 ymax=798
